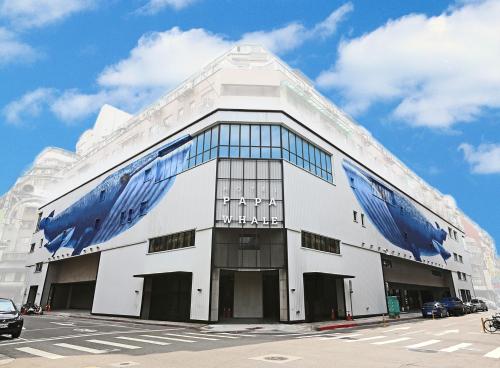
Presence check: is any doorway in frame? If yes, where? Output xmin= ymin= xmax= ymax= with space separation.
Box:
xmin=303 ymin=273 xmax=345 ymax=322
xmin=26 ymin=285 xmax=38 ymax=305
xmin=146 ymin=272 xmax=192 ymax=322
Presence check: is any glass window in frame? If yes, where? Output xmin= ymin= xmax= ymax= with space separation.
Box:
xmin=197 ymin=133 xmax=204 ymax=155
xmin=203 ymin=130 xmax=211 ymax=152
xmin=241 ymin=125 xmax=250 ymax=146
xmin=240 ymin=147 xmax=250 ymax=158
xmin=211 ymin=126 xmax=219 ymax=148
xmin=219 ymin=146 xmax=229 ymax=157
xmin=230 ymin=146 xmax=239 ymax=158
xmin=220 ymin=124 xmax=230 ymax=145
xmin=301 ymin=230 xmax=340 ymax=254
xmin=289 ymin=133 xmax=296 ymax=153
xmin=149 ymin=230 xmax=196 ymax=253
xmin=281 ymin=127 xmax=289 ymax=150
xmin=303 ymin=141 xmax=309 ymax=161
xmin=261 ymin=125 xmax=271 ymax=146
xmin=271 ymin=126 xmax=281 ymax=147
xmin=230 ymin=124 xmax=240 ymax=146
xmin=251 ymin=125 xmax=260 ymax=146
xmin=296 ymin=136 xmax=303 ymax=158
xmin=251 ymin=147 xmax=260 ymax=158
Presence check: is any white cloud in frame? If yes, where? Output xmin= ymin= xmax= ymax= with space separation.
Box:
xmin=0 ymin=0 xmax=96 ymax=29
xmin=241 ymin=2 xmax=353 ymax=54
xmin=0 ymin=27 xmax=38 ymax=65
xmin=137 ymin=0 xmax=197 ymax=14
xmin=4 ymin=4 xmax=352 ymax=124
xmin=459 ymin=143 xmax=500 ymax=174
xmin=2 ymin=88 xmax=54 ymax=124
xmin=317 ymin=0 xmax=500 ymax=128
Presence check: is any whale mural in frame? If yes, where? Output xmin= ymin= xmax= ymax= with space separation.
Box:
xmin=39 ymin=135 xmax=192 ymax=256
xmin=342 ymin=160 xmax=451 ymax=263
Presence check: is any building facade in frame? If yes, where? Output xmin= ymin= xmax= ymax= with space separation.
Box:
xmin=23 ymin=45 xmax=494 ymax=322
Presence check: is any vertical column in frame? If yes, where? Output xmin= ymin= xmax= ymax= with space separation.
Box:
xmin=140 ymin=278 xmax=152 ymax=319
xmin=210 ymin=268 xmax=220 ymax=322
xmin=336 ymin=278 xmax=346 ymax=318
xmin=279 ymin=269 xmax=288 ymax=321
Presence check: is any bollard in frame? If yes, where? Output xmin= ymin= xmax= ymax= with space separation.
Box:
xmin=481 ymin=317 xmax=485 ymax=333
xmin=432 ymin=311 xmax=435 ymax=320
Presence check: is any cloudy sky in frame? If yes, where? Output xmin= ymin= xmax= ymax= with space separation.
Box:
xmin=0 ymin=0 xmax=498 ymax=250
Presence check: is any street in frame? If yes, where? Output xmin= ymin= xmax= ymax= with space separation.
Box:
xmin=0 ymin=312 xmax=499 ymax=367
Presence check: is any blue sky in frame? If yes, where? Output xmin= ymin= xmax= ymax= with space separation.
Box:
xmin=0 ymin=0 xmax=498 ymax=251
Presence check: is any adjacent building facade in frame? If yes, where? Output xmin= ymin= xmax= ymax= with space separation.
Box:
xmin=21 ymin=45 xmax=496 ymax=322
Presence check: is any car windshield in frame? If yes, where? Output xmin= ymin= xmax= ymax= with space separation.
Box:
xmin=423 ymin=302 xmax=437 ymax=307
xmin=0 ymin=299 xmax=15 ymax=313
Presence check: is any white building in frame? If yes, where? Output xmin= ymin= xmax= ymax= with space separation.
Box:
xmin=23 ymin=45 xmax=489 ymax=321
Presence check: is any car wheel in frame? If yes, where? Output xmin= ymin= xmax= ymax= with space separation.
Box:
xmin=440 ymin=310 xmax=446 ymax=318
xmin=11 ymin=330 xmax=21 ymax=339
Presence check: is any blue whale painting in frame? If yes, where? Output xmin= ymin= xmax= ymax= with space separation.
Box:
xmin=342 ymin=160 xmax=451 ymax=263
xmin=39 ymin=135 xmax=192 ymax=256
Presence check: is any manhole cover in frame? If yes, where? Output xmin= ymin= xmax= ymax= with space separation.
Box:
xmin=109 ymin=362 xmax=140 ymax=367
xmin=250 ymin=355 xmax=302 ymax=364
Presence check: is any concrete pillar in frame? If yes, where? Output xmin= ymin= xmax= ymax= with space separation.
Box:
xmin=210 ymin=268 xmax=220 ymax=322
xmin=279 ymin=269 xmax=288 ymax=321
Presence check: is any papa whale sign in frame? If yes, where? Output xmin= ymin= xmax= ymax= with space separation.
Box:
xmin=221 ymin=196 xmax=279 ymax=225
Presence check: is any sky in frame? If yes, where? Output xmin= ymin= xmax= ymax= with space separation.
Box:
xmin=0 ymin=0 xmax=498 ymax=252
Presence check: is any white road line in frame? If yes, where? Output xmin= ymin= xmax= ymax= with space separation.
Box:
xmin=295 ymin=334 xmax=325 ymax=339
xmin=54 ymin=343 xmax=107 ymax=354
xmin=182 ymin=333 xmax=219 ymax=341
xmin=372 ymin=337 xmax=412 ymax=345
xmin=406 ymin=340 xmax=441 ymax=349
xmin=344 ymin=335 xmax=387 ymax=343
xmin=402 ymin=329 xmax=425 ymax=336
xmin=141 ymin=335 xmax=194 ymax=343
xmin=484 ymin=347 xmax=500 ymax=359
xmin=320 ymin=333 xmax=362 ymax=341
xmin=16 ymin=347 xmax=64 ymax=360
xmin=115 ymin=336 xmax=170 ymax=346
xmin=194 ymin=333 xmax=239 ymax=339
xmin=385 ymin=327 xmax=411 ymax=332
xmin=440 ymin=343 xmax=472 ymax=353
xmin=218 ymin=332 xmax=255 ymax=337
xmin=87 ymin=339 xmax=141 ymax=350
xmin=434 ymin=329 xmax=459 ymax=336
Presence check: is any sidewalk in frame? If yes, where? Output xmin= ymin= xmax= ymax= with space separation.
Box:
xmin=45 ymin=310 xmax=422 ymax=334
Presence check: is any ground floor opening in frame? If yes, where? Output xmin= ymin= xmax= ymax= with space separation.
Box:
xmin=26 ymin=285 xmax=38 ymax=305
xmin=48 ymin=281 xmax=96 ymax=310
xmin=41 ymin=252 xmax=100 ymax=311
xmin=140 ymin=272 xmax=192 ymax=322
xmin=382 ymin=255 xmax=455 ymax=312
xmin=303 ymin=272 xmax=348 ymax=322
xmin=218 ymin=269 xmax=280 ymax=321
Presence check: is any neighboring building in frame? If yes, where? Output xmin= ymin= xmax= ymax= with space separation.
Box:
xmin=21 ymin=45 xmax=495 ymax=322
xmin=0 ymin=148 xmax=77 ymax=305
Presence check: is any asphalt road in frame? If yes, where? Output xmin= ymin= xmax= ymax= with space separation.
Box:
xmin=0 ymin=311 xmax=499 ymax=367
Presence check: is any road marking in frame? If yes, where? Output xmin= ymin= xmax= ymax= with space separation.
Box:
xmin=320 ymin=333 xmax=362 ymax=341
xmin=372 ymin=337 xmax=412 ymax=345
xmin=55 ymin=343 xmax=107 ymax=354
xmin=484 ymin=347 xmax=500 ymax=359
xmin=402 ymin=329 xmax=425 ymax=336
xmin=218 ymin=332 xmax=255 ymax=338
xmin=406 ymin=340 xmax=441 ymax=349
xmin=182 ymin=333 xmax=219 ymax=341
xmin=50 ymin=322 xmax=75 ymax=326
xmin=434 ymin=329 xmax=459 ymax=336
xmin=440 ymin=343 xmax=472 ymax=353
xmin=87 ymin=339 xmax=141 ymax=350
xmin=115 ymin=336 xmax=170 ymax=345
xmin=385 ymin=327 xmax=411 ymax=332
xmin=16 ymin=347 xmax=64 ymax=359
xmin=192 ymin=333 xmax=239 ymax=339
xmin=141 ymin=335 xmax=194 ymax=343
xmin=344 ymin=335 xmax=387 ymax=343
xmin=73 ymin=328 xmax=98 ymax=333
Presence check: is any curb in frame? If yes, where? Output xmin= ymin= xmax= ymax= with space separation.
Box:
xmin=315 ymin=316 xmax=423 ymax=331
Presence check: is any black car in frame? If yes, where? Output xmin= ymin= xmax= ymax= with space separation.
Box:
xmin=471 ymin=298 xmax=488 ymax=312
xmin=439 ymin=297 xmax=465 ymax=316
xmin=0 ymin=298 xmax=23 ymax=338
xmin=421 ymin=301 xmax=448 ymax=318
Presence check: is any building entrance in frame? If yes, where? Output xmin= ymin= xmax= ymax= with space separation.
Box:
xmin=49 ymin=281 xmax=96 ymax=310
xmin=142 ymin=272 xmax=192 ymax=322
xmin=303 ymin=273 xmax=347 ymax=322
xmin=218 ymin=270 xmax=279 ymax=321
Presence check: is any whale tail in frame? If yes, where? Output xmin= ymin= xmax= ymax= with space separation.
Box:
xmin=432 ymin=240 xmax=451 ymax=263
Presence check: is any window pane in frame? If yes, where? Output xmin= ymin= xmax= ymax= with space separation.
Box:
xmin=230 ymin=124 xmax=240 ymax=146
xmin=297 ymin=157 xmax=304 ymax=168
xmin=251 ymin=125 xmax=260 ymax=146
xmin=320 ymin=151 xmax=327 ymax=170
xmin=230 ymin=146 xmax=239 ymax=158
xmin=309 ymin=145 xmax=315 ymax=165
xmin=315 ymin=148 xmax=321 ymax=167
xmin=326 ymin=156 xmax=332 ymax=173
xmin=196 ymin=154 xmax=203 ymax=165
xmin=290 ymin=153 xmax=297 ymax=164
xmin=189 ymin=136 xmax=197 ymax=157
xmin=220 ymin=124 xmax=230 ymax=145
xmin=197 ymin=133 xmax=204 ymax=155
xmin=282 ymin=149 xmax=290 ymax=161
xmin=203 ymin=130 xmax=211 ymax=151
xmin=211 ymin=126 xmax=219 ymax=148
xmin=219 ymin=146 xmax=229 ymax=157
xmin=289 ymin=133 xmax=296 ymax=153
xmin=281 ymin=127 xmax=289 ymax=150
xmin=296 ymin=136 xmax=303 ymax=158
xmin=203 ymin=150 xmax=210 ymax=162
xmin=241 ymin=125 xmax=250 ymax=146
xmin=303 ymin=141 xmax=309 ymax=161
xmin=271 ymin=126 xmax=280 ymax=147
xmin=261 ymin=125 xmax=271 ymax=146
xmin=251 ymin=147 xmax=260 ymax=158
xmin=210 ymin=147 xmax=217 ymax=159
xmin=240 ymin=146 xmax=250 ymax=158
xmin=261 ymin=147 xmax=271 ymax=158
xmin=271 ymin=147 xmax=281 ymax=159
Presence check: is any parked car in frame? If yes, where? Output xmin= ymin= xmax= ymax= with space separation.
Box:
xmin=439 ymin=297 xmax=465 ymax=316
xmin=463 ymin=301 xmax=477 ymax=313
xmin=0 ymin=298 xmax=23 ymax=339
xmin=471 ymin=299 xmax=488 ymax=312
xmin=421 ymin=301 xmax=448 ymax=318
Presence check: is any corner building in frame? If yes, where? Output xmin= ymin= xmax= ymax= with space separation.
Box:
xmin=24 ymin=46 xmax=476 ymax=322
